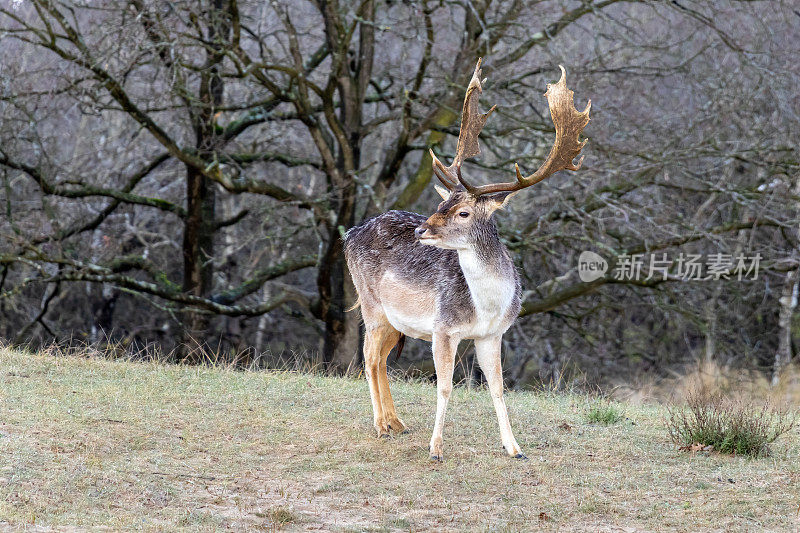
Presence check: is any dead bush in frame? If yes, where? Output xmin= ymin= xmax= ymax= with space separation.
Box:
xmin=667 ymin=391 xmax=797 ymax=457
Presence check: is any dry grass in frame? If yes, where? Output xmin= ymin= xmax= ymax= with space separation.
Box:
xmin=613 ymin=359 xmax=800 ymax=408
xmin=1 ymin=346 xmax=799 ymax=532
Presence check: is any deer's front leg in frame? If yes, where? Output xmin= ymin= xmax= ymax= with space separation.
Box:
xmin=429 ymin=332 xmax=457 ymax=461
xmin=474 ymin=335 xmax=524 ymax=458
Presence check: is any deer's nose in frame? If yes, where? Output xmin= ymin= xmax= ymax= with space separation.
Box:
xmin=414 ymin=226 xmax=429 ymax=239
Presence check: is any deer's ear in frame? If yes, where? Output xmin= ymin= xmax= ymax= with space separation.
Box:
xmin=482 ymin=190 xmax=518 ymax=213
xmin=434 ymin=184 xmax=451 ymax=201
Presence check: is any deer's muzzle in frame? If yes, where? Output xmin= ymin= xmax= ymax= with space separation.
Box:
xmin=414 ymin=225 xmax=430 ymax=239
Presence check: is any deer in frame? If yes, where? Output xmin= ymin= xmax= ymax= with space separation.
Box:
xmin=344 ymin=58 xmax=590 ymax=461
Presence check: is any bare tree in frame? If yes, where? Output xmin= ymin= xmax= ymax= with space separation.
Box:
xmin=1 ymin=0 xmax=797 ymax=383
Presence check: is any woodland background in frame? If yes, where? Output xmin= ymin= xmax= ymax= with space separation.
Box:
xmin=1 ymin=0 xmax=798 ymax=390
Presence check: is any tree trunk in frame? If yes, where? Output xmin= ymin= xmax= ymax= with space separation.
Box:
xmin=773 ymin=174 xmax=800 ymax=385
xmin=317 ymin=0 xmax=373 ymax=372
xmin=703 ymin=284 xmax=721 ymax=364
xmin=181 ymin=164 xmax=216 ymax=359
xmin=773 ymin=268 xmax=798 ymax=385
xmin=317 ymin=213 xmax=360 ymax=373
xmin=90 ymin=285 xmax=119 ymax=344
xmin=178 ymin=0 xmax=229 ymax=360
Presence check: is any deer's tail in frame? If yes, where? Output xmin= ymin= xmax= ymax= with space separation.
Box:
xmin=392 ymin=334 xmax=406 ymax=364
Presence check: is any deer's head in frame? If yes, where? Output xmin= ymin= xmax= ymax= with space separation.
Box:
xmin=414 ymin=187 xmax=512 ymax=250
xmin=415 ymin=59 xmax=591 ymax=251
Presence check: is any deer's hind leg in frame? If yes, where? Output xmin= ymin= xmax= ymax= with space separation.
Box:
xmin=377 ymin=330 xmax=406 ymax=433
xmin=363 ymin=323 xmax=397 ymax=437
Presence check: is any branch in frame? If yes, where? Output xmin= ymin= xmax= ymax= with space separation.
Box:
xmin=494 ymin=0 xmax=632 ymax=69
xmin=14 ymin=280 xmax=60 ymax=343
xmin=210 ymin=254 xmax=317 ymax=305
xmin=0 ymin=152 xmax=184 ymax=217
xmin=23 ymin=1 xmax=213 ymax=177
xmin=213 ymin=170 xmax=313 ymax=206
xmin=0 ymin=254 xmax=314 ymax=317
xmin=222 ymin=151 xmax=321 ymax=169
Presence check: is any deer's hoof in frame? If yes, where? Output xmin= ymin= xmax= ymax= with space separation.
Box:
xmin=387 ymin=420 xmax=407 ymax=433
xmin=429 ymin=454 xmax=443 ymax=462
xmin=514 ymin=453 xmax=528 ymax=460
xmin=374 ymin=421 xmax=390 ymax=438
xmin=391 ymin=423 xmax=409 ymax=435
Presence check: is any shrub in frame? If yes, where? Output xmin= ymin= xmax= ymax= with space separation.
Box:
xmin=263 ymin=506 xmax=297 ymax=528
xmin=585 ymin=399 xmax=624 ymax=425
xmin=667 ymin=391 xmax=797 ymax=457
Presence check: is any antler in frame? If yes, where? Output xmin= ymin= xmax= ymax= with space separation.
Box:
xmin=430 ymin=58 xmax=496 ymax=191
xmin=431 ymin=62 xmax=591 ymax=197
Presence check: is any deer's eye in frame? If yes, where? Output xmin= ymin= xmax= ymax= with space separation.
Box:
xmin=458 ymin=211 xmax=470 ymax=218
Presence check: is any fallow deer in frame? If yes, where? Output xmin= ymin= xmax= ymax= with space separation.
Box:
xmin=344 ymin=59 xmax=590 ymax=461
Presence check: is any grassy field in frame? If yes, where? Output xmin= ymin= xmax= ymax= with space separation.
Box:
xmin=1 ymin=347 xmax=799 ymax=532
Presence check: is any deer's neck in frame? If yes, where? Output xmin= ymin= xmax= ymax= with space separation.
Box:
xmin=456 ymin=226 xmax=517 ymax=315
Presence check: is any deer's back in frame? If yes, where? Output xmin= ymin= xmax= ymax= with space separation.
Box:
xmin=344 ymin=211 xmax=475 ymax=337
xmin=345 ymin=210 xmax=466 ymax=288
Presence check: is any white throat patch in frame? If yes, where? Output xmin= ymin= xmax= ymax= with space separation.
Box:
xmin=457 ymin=249 xmax=516 ymax=337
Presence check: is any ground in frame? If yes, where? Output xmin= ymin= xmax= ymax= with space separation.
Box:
xmin=0 ymin=347 xmax=798 ymax=532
